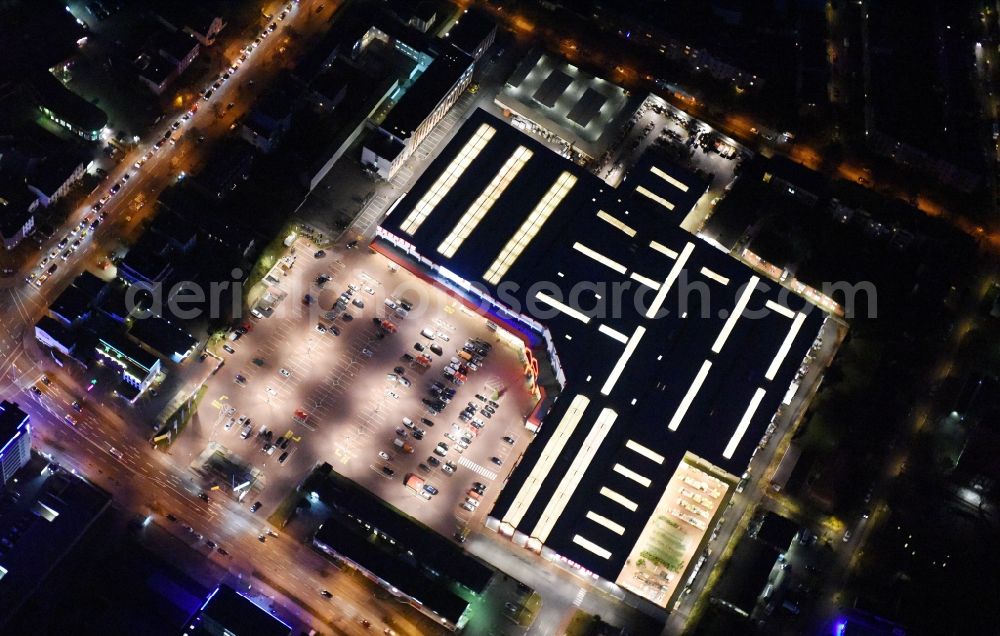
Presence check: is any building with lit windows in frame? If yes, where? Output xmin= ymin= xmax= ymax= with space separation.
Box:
xmin=375 ymin=109 xmax=834 ymax=609
xmin=95 ymin=333 xmax=161 ymax=401
xmin=361 ymin=44 xmax=473 ymax=180
xmin=0 ymin=401 xmax=30 ymax=488
xmin=0 ymin=179 xmax=38 ymax=250
xmin=0 ymin=2 xmax=108 ymax=142
xmin=33 ymin=74 xmax=107 ymax=142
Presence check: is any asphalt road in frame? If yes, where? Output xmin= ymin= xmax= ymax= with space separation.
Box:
xmin=0 ymin=0 xmax=450 ymax=633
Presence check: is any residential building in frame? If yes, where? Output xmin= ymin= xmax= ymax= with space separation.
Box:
xmin=48 ymin=284 xmax=94 ymax=326
xmin=385 ymin=0 xmax=438 ymax=33
xmin=136 ymin=55 xmax=175 ymax=95
xmin=34 ymin=315 xmax=78 ymax=359
xmin=116 ymin=232 xmax=177 ymax=286
xmin=0 ymin=179 xmax=37 ymax=250
xmin=0 ymin=401 xmax=30 ymax=488
xmin=157 ymin=29 xmax=200 ymax=73
xmin=191 ymin=139 xmax=255 ymax=199
xmin=127 ymin=315 xmax=197 ymax=364
xmin=137 ymin=29 xmax=200 ymax=95
xmin=24 ymin=151 xmax=89 ymax=207
xmin=153 ymin=4 xmax=225 ymax=47
xmin=240 ymin=89 xmax=295 ymax=153
xmin=0 ymin=125 xmax=90 ymax=207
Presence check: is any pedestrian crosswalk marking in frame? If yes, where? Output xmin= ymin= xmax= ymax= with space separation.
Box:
xmin=458 ymin=457 xmax=497 ymax=480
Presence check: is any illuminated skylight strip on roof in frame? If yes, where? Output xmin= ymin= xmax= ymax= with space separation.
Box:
xmin=399 ymin=123 xmax=495 ymax=235
xmin=711 ymin=276 xmax=760 ymax=354
xmin=503 ymin=394 xmax=590 ymax=528
xmin=625 ymin=439 xmax=665 ymax=464
xmin=601 ymin=326 xmax=646 ymax=395
xmin=630 ymin=273 xmax=661 ymax=290
xmin=649 ymin=241 xmax=678 ymax=259
xmin=484 ymin=171 xmax=577 ymax=284
xmin=598 ymin=324 xmax=628 ymax=343
xmin=535 ymin=291 xmax=591 ymax=324
xmin=573 ymin=242 xmax=627 ymax=274
xmin=650 ymin=165 xmax=690 ymax=192
xmin=765 ymin=313 xmax=807 ymax=380
xmin=765 ymin=299 xmax=795 ymax=319
xmin=572 ymin=534 xmax=612 ymax=559
xmin=600 ymin=487 xmax=638 ymax=511
xmin=700 ymin=267 xmax=730 ymax=285
xmin=532 ymin=408 xmax=618 ymax=542
xmin=723 ymin=387 xmax=767 ymax=459
xmin=635 ymin=185 xmax=675 ymax=210
xmin=596 ymin=210 xmax=637 ymax=237
xmin=613 ymin=463 xmax=651 ymax=487
xmin=585 ymin=511 xmax=626 ymax=535
xmin=437 ymin=145 xmax=533 ymax=257
xmin=645 ymin=242 xmax=695 ymax=319
xmin=668 ymin=360 xmax=712 ymax=431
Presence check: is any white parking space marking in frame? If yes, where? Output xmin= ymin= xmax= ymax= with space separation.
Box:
xmin=458 ymin=456 xmax=498 ymax=480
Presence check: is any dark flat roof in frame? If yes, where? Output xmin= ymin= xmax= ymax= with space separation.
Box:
xmin=0 ymin=457 xmax=112 ymax=625
xmin=188 ymin=584 xmax=291 ymax=636
xmin=35 ymin=315 xmax=77 ymax=350
xmin=566 ymin=87 xmax=606 ymax=127
xmin=128 ymin=316 xmax=196 ymax=359
xmin=0 ymin=179 xmax=35 ymax=237
xmin=725 ymin=539 xmax=779 ymax=613
xmin=534 ymin=69 xmax=573 ymax=108
xmin=754 ymin=511 xmax=799 ymax=552
xmin=139 ymin=57 xmax=174 ymax=86
xmin=157 ymin=28 xmax=199 ymax=63
xmin=0 ymin=400 xmax=28 ymax=445
xmin=381 ymin=44 xmax=472 ymax=141
xmin=364 ymin=130 xmax=406 ymax=162
xmin=96 ymin=331 xmax=159 ymax=371
xmin=30 ymin=72 xmax=107 ymax=133
xmin=314 ymin=519 xmax=470 ymax=624
xmin=305 ymin=469 xmax=494 ymax=593
xmin=445 ymin=7 xmax=495 ymax=57
xmin=379 ymin=109 xmax=826 ymax=581
xmin=50 ymin=284 xmax=92 ymax=323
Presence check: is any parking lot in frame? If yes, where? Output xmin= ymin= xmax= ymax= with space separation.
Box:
xmin=180 ymin=237 xmax=539 ymax=539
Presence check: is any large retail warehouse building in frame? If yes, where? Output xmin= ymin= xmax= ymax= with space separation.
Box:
xmin=375 ymin=109 xmax=831 ymax=608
